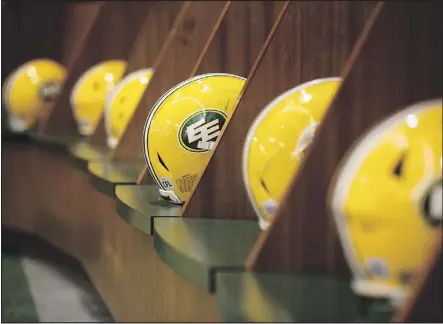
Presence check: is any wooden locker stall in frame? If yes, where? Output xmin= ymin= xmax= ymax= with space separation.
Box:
xmin=2 ymin=1 xmax=441 ymax=322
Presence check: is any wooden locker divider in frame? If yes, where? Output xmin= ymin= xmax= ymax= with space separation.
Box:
xmin=88 ymin=1 xmax=184 ymax=150
xmin=3 ymin=2 xmax=233 ymax=321
xmin=214 ymin=2 xmax=441 ymax=321
xmin=86 ymin=1 xmax=231 ymax=193
xmin=39 ymin=1 xmax=152 ymax=138
xmin=113 ymin=0 xmax=286 ymax=297
xmin=181 ymin=1 xmax=378 ymax=220
xmin=122 ymin=2 xmax=401 ymax=322
xmin=113 ymin=3 xmax=387 ymax=321
xmin=59 ymin=2 xmax=106 ymax=70
xmin=136 ymin=0 xmax=286 ymax=183
xmin=247 ymin=1 xmax=442 ymax=278
xmin=68 ymin=1 xmax=184 ymax=170
xmin=143 ymin=3 xmax=380 ymax=318
xmin=3 ymin=1 xmax=440 ymax=322
xmin=394 ymin=234 xmax=442 ymax=322
xmin=110 ymin=1 xmax=229 ymax=162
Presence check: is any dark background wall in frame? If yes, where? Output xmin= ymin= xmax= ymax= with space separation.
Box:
xmin=1 ymin=1 xmax=70 ymax=84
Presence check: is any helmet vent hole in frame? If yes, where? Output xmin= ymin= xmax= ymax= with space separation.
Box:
xmin=393 ymin=155 xmax=405 ymax=177
xmin=157 ymin=153 xmax=169 ymax=172
xmin=260 ymin=177 xmax=269 ymax=193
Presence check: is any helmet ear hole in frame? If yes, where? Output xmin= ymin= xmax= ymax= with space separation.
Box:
xmin=157 ymin=153 xmax=169 ymax=171
xmin=392 ymin=154 xmax=406 ymax=177
xmin=260 ymin=177 xmax=269 ymax=193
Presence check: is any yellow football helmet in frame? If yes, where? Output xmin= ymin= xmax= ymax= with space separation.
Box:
xmin=242 ymin=78 xmax=342 ymax=230
xmin=328 ymin=99 xmax=442 ymax=306
xmin=143 ymin=73 xmax=246 ymax=204
xmin=104 ymin=68 xmax=153 ymax=148
xmin=2 ymin=59 xmax=66 ymax=132
xmin=70 ymin=60 xmax=126 ymax=135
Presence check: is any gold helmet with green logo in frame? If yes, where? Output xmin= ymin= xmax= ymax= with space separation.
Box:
xmin=143 ymin=73 xmax=246 ymax=204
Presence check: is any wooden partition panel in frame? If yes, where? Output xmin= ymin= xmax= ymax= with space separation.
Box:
xmin=137 ymin=0 xmax=286 ymax=184
xmin=89 ymin=1 xmax=184 ymax=147
xmin=111 ymin=1 xmax=229 ymax=161
xmin=192 ymin=1 xmax=285 ymax=77
xmin=248 ymin=1 xmax=442 ymax=275
xmin=40 ymin=2 xmax=152 ymax=137
xmin=58 ymin=3 xmax=105 ymax=70
xmin=393 ymin=236 xmax=442 ymax=322
xmin=182 ymin=1 xmax=377 ymax=219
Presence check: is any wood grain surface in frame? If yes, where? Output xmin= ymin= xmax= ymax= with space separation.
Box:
xmin=89 ymin=2 xmax=184 ymax=147
xmin=1 ymin=145 xmax=221 ymax=321
xmin=249 ymin=1 xmax=442 ymax=277
xmin=111 ymin=1 xmax=229 ymax=161
xmin=137 ymin=1 xmax=286 ymax=184
xmin=183 ymin=1 xmax=377 ymax=220
xmin=40 ymin=2 xmax=152 ymax=137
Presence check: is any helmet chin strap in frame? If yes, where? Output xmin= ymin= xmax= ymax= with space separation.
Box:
xmin=158 ymin=189 xmax=183 ymax=205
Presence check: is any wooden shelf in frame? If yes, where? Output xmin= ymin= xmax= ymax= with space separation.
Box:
xmin=68 ymin=140 xmax=111 ymax=171
xmin=88 ymin=159 xmax=145 ymax=197
xmin=115 ymin=184 xmax=180 ymax=235
xmin=216 ymin=272 xmax=394 ymax=322
xmin=153 ymin=217 xmax=260 ymax=293
xmin=2 ymin=131 xmax=32 ymax=143
xmin=30 ymin=133 xmax=83 ymax=154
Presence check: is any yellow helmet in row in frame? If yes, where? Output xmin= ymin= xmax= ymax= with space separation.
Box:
xmin=243 ymin=78 xmax=341 ymax=230
xmin=2 ymin=59 xmax=66 ymax=132
xmin=328 ymin=99 xmax=442 ymax=306
xmin=70 ymin=60 xmax=126 ymax=135
xmin=104 ymin=68 xmax=154 ymax=148
xmin=143 ymin=73 xmax=246 ymax=204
